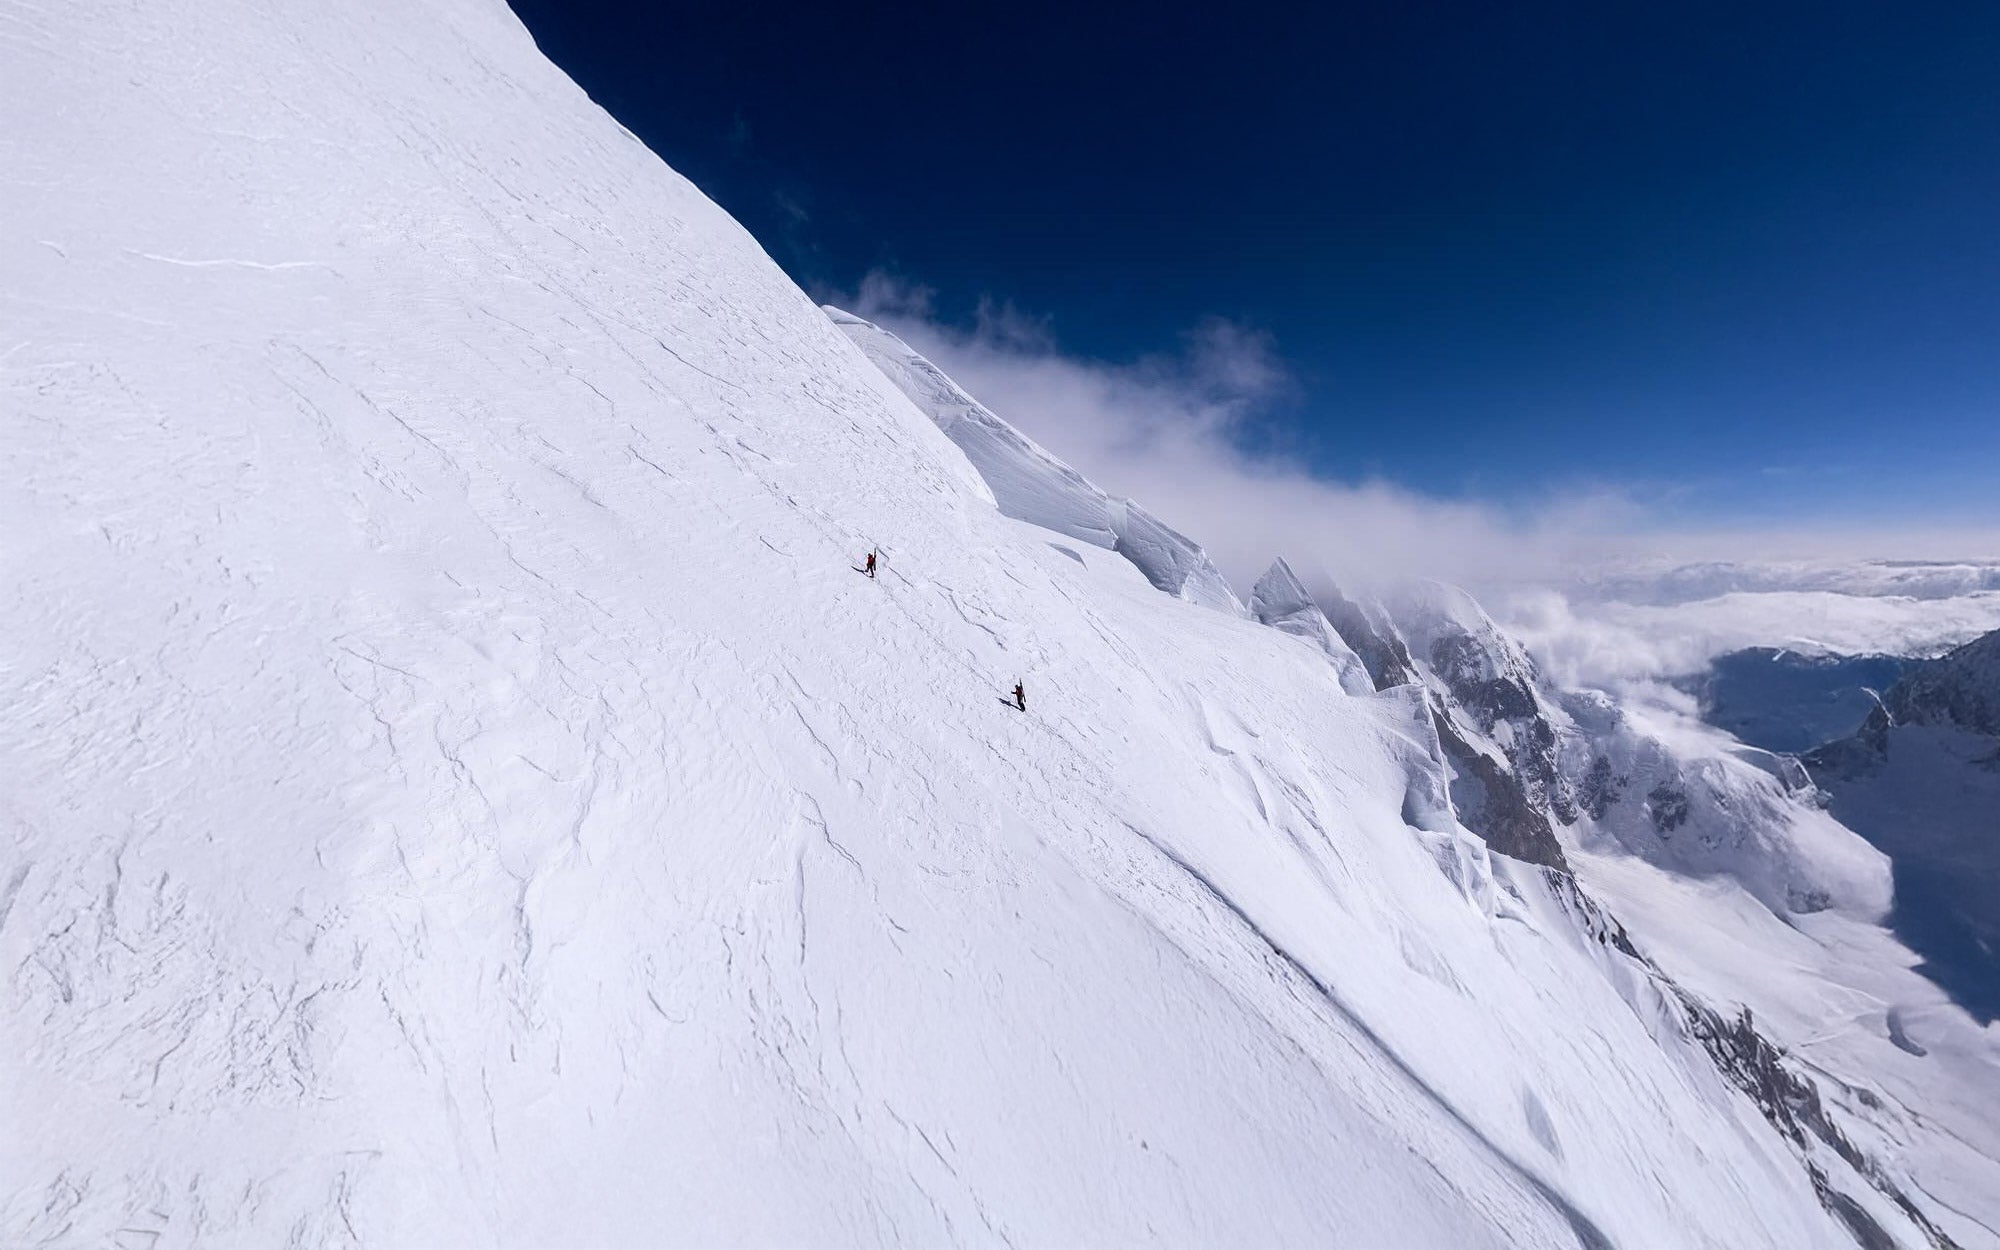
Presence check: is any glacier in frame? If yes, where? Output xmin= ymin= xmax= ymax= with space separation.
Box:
xmin=2 ymin=0 xmax=1996 ymax=1247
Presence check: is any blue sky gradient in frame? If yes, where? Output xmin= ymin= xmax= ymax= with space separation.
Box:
xmin=507 ymin=0 xmax=2000 ymax=532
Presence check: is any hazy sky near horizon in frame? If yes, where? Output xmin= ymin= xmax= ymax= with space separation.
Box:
xmin=507 ymin=0 xmax=2000 ymax=541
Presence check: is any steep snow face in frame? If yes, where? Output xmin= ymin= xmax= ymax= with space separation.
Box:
xmin=828 ymin=308 xmax=1245 ymax=615
xmin=1379 ymin=582 xmax=1576 ymax=869
xmin=0 ymin=1 xmax=1957 ymax=1246
xmin=1370 ymin=583 xmax=1893 ymax=922
xmin=1560 ymin=691 xmax=1893 ymax=921
xmin=1248 ymin=559 xmax=1375 ymax=695
xmin=1107 ymin=496 xmax=1247 ymax=614
xmin=1806 ymin=628 xmax=2000 ymax=1022
xmin=1383 ymin=587 xmax=1999 ymax=1241
xmin=822 ymin=309 xmax=1102 ymax=544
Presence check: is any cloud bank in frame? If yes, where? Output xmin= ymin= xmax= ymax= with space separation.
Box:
xmin=1501 ymin=587 xmax=2000 ymax=690
xmin=834 ymin=271 xmax=2000 ymax=680
xmin=838 ymin=273 xmax=1635 ymax=595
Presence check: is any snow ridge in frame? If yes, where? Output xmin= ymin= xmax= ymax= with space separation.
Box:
xmin=1248 ymin=559 xmax=1375 ymax=695
xmin=828 ymin=307 xmax=1246 ymax=614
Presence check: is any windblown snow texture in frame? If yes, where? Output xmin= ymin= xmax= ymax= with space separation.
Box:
xmin=828 ymin=307 xmax=1246 ymax=615
xmin=1 ymin=1 xmax=1992 ymax=1246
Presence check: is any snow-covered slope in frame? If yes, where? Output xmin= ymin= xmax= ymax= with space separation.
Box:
xmin=1805 ymin=629 xmax=2000 ymax=1023
xmin=1325 ymin=579 xmax=2000 ymax=1245
xmin=1416 ymin=598 xmax=2000 ymax=1247
xmin=0 ymin=1 xmax=1982 ymax=1246
xmin=828 ymin=307 xmax=1246 ymax=615
xmin=1321 ymin=580 xmax=1897 ymax=921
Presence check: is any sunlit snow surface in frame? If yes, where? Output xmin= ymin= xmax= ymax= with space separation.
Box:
xmin=0 ymin=0 xmax=1990 ymax=1246
xmin=828 ymin=307 xmax=1246 ymax=616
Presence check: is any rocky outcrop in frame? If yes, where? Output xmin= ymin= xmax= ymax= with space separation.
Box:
xmin=1317 ymin=582 xmax=1419 ymax=691
xmin=1886 ymin=628 xmax=2000 ymax=736
xmin=1304 ymin=581 xmax=1572 ymax=870
xmin=1678 ymin=997 xmax=1963 ymax=1250
xmin=1427 ymin=713 xmax=1570 ymax=869
xmin=1578 ymin=755 xmax=1627 ymax=821
xmin=1547 ymin=865 xmax=1957 ymax=1249
xmin=1385 ymin=583 xmax=1578 ymax=870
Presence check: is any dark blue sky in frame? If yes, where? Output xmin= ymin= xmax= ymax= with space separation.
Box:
xmin=508 ymin=0 xmax=2000 ymax=529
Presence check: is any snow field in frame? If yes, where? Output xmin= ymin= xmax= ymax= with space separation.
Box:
xmin=0 ymin=0 xmax=1949 ymax=1245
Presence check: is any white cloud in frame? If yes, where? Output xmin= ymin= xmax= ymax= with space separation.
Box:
xmin=838 ymin=272 xmax=1640 ymax=594
xmin=833 ymin=271 xmax=2000 ymax=681
xmin=1505 ymin=587 xmax=2000 ymax=687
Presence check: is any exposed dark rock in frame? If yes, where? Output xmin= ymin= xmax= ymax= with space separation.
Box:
xmin=1677 ymin=996 xmax=1963 ymax=1250
xmin=1532 ymin=718 xmax=1581 ymax=826
xmin=1542 ymin=866 xmax=1641 ymax=960
xmin=1313 ymin=582 xmax=1568 ymax=868
xmin=1817 ymin=1178 xmax=1900 ymax=1250
xmin=1803 ymin=701 xmax=1892 ymax=779
xmin=1430 ymin=703 xmax=1570 ymax=871
xmin=1579 ymin=755 xmax=1627 ymax=820
xmin=1324 ymin=583 xmax=1586 ymax=871
xmin=1429 ymin=633 xmax=1540 ymax=730
xmin=1408 ymin=611 xmax=1580 ymax=837
xmin=1646 ymin=784 xmax=1691 ymax=834
xmin=1318 ymin=582 xmax=1419 ymax=691
xmin=1888 ymin=629 xmax=2000 ymax=736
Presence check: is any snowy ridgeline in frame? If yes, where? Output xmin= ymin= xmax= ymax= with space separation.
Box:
xmin=2 ymin=1 xmax=1997 ymax=1248
xmin=827 ymin=308 xmax=1246 ymax=616
xmin=822 ymin=314 xmax=1907 ymax=917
